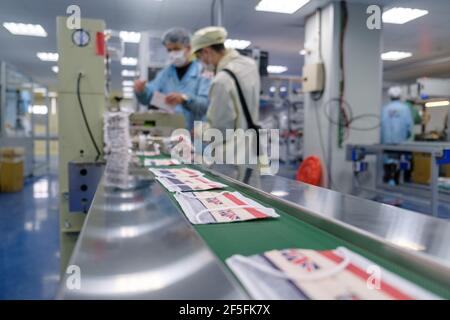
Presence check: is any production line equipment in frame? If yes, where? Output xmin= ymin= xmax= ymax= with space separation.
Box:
xmin=57 ymin=137 xmax=450 ymax=299
xmin=347 ymin=142 xmax=450 ymax=217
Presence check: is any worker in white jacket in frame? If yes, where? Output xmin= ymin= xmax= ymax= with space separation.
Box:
xmin=191 ymin=26 xmax=261 ymax=164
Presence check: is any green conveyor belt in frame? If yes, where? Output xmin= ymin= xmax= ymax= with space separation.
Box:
xmin=138 ymin=155 xmax=450 ymax=298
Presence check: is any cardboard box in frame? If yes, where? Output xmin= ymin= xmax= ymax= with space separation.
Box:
xmin=411 ymin=152 xmax=431 ymax=185
xmin=0 ymin=148 xmax=25 ymax=192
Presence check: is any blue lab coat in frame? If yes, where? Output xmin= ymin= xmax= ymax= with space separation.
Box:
xmin=381 ymin=100 xmax=414 ymax=144
xmin=135 ymin=60 xmax=211 ymax=131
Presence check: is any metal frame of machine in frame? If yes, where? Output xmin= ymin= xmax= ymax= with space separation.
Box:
xmin=347 ymin=142 xmax=450 ymax=217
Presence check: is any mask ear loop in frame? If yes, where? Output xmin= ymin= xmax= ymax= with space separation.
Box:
xmin=231 ymin=247 xmax=351 ymax=282
xmin=175 ymin=191 xmax=229 ymax=199
xmin=152 ymin=173 xmax=203 ymax=179
xmin=195 ymin=205 xmax=273 ymax=224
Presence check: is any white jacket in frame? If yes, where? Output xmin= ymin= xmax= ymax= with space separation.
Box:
xmin=205 ymin=49 xmax=260 ymax=163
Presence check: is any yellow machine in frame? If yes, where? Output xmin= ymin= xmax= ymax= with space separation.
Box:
xmin=57 ymin=17 xmax=106 ymax=271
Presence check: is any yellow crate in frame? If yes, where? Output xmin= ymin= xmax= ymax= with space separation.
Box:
xmin=411 ymin=152 xmax=431 ymax=185
xmin=0 ymin=159 xmax=24 ymax=192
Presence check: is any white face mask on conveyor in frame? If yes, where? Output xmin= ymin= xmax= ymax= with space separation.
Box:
xmin=176 ymin=192 xmax=275 ymax=224
xmin=231 ymin=247 xmax=351 ymax=282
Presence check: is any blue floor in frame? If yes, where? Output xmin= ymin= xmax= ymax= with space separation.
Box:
xmin=0 ymin=172 xmax=60 ymax=299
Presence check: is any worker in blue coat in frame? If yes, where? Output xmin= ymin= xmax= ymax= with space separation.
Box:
xmin=381 ymin=86 xmax=414 ymax=144
xmin=134 ymin=27 xmax=211 ymax=131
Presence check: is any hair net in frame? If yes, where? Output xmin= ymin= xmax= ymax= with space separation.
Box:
xmin=161 ymin=27 xmax=192 ymax=46
xmin=388 ymin=86 xmax=402 ymax=99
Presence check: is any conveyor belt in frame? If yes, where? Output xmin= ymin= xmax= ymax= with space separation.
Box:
xmin=140 ymin=155 xmax=450 ymax=298
xmin=58 ymin=155 xmax=450 ymax=299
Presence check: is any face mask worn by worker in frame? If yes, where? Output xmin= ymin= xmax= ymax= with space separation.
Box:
xmin=168 ymin=49 xmax=187 ymax=67
xmin=199 ymin=50 xmax=215 ymax=72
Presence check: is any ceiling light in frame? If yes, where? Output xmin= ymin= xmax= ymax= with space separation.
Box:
xmin=425 ymin=100 xmax=450 ymax=108
xmin=255 ymin=0 xmax=310 ymax=14
xmin=383 ymin=7 xmax=428 ymax=24
xmin=119 ymin=31 xmax=141 ymax=43
xmin=121 ymin=57 xmax=137 ymax=66
xmin=225 ymin=39 xmax=251 ymax=50
xmin=52 ymin=66 xmax=59 ymax=73
xmin=122 ymin=70 xmax=137 ymax=77
xmin=37 ymin=52 xmax=58 ymax=62
xmin=267 ymin=65 xmax=288 ymax=74
xmin=123 ymin=87 xmax=134 ymax=93
xmin=122 ymin=80 xmax=134 ymax=87
xmin=3 ymin=22 xmax=47 ymax=37
xmin=299 ymin=49 xmax=307 ymax=55
xmin=381 ymin=51 xmax=412 ymax=61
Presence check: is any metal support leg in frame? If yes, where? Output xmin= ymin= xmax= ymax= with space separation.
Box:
xmin=430 ymin=153 xmax=439 ymax=217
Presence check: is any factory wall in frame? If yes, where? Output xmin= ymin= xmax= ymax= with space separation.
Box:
xmin=304 ymin=2 xmax=382 ymax=194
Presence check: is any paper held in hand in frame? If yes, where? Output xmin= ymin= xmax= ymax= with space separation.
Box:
xmin=150 ymin=91 xmax=174 ymax=113
xmin=174 ymin=191 xmax=279 ymax=224
xmin=226 ymin=247 xmax=440 ymax=300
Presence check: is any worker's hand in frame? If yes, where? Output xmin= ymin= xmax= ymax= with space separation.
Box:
xmin=134 ymin=80 xmax=146 ymax=94
xmin=165 ymin=92 xmax=186 ymax=106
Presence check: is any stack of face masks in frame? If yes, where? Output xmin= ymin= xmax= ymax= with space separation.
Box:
xmin=103 ymin=112 xmax=132 ymax=189
xmin=226 ymin=247 xmax=440 ymax=300
xmin=143 ymin=158 xmax=181 ymax=166
xmin=150 ymin=167 xmax=226 ymax=192
xmin=174 ymin=191 xmax=279 ymax=225
xmin=103 ymin=112 xmax=131 ymax=154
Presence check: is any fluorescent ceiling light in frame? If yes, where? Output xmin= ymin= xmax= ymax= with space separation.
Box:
xmin=381 ymin=51 xmax=412 ymax=61
xmin=29 ymin=105 xmax=48 ymax=115
xmin=119 ymin=31 xmax=141 ymax=43
xmin=52 ymin=66 xmax=59 ymax=73
xmin=255 ymin=0 xmax=310 ymax=14
xmin=3 ymin=22 xmax=47 ymax=37
xmin=383 ymin=7 xmax=428 ymax=24
xmin=425 ymin=100 xmax=450 ymax=108
xmin=121 ymin=57 xmax=137 ymax=66
xmin=123 ymin=87 xmax=134 ymax=93
xmin=299 ymin=49 xmax=307 ymax=55
xmin=267 ymin=65 xmax=288 ymax=74
xmin=37 ymin=52 xmax=58 ymax=62
xmin=122 ymin=80 xmax=134 ymax=87
xmin=225 ymin=39 xmax=251 ymax=50
xmin=122 ymin=70 xmax=137 ymax=77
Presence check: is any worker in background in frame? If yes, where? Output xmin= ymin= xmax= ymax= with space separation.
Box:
xmin=190 ymin=26 xmax=261 ymax=158
xmin=381 ymin=86 xmax=414 ymax=144
xmin=134 ymin=27 xmax=211 ymax=131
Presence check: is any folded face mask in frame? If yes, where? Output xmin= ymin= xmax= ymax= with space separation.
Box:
xmin=155 ymin=175 xmax=226 ymax=193
xmin=143 ymin=158 xmax=181 ymax=166
xmin=226 ymin=247 xmax=440 ymax=300
xmin=174 ymin=191 xmax=279 ymax=224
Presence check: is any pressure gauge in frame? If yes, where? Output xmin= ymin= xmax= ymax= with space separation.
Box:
xmin=72 ymin=29 xmax=90 ymax=47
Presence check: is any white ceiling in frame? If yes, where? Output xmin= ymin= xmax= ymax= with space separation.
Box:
xmin=0 ymin=0 xmax=449 ymax=90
